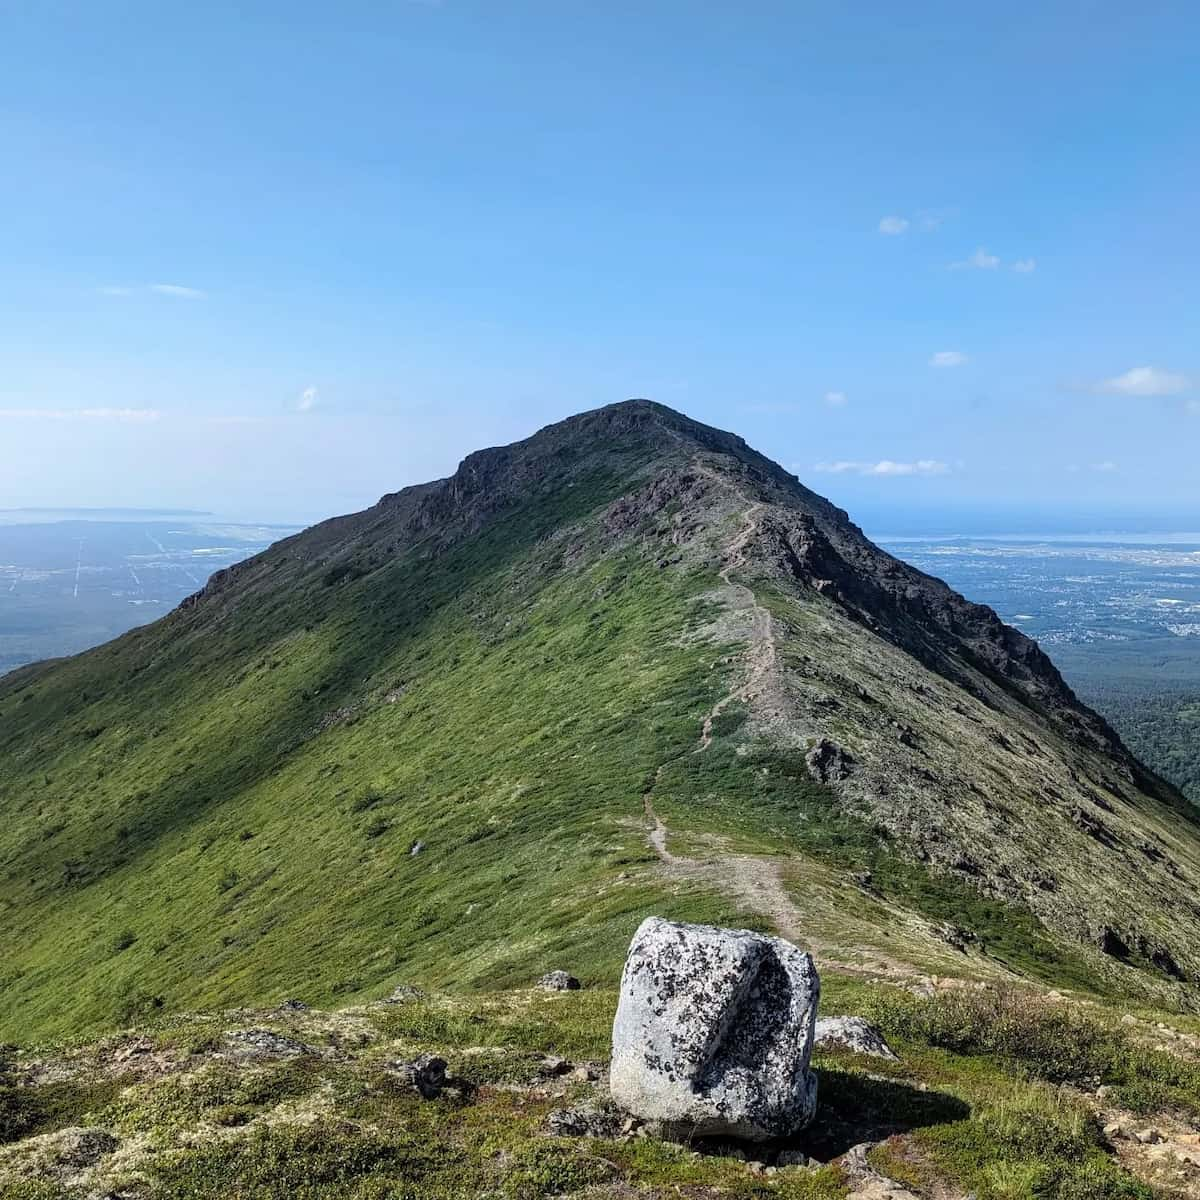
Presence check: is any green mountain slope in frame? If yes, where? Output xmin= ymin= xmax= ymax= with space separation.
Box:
xmin=2 ymin=400 xmax=1199 ymax=1040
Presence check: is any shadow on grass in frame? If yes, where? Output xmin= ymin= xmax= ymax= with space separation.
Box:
xmin=690 ymin=1068 xmax=969 ymax=1165
xmin=799 ymin=1068 xmax=968 ymax=1160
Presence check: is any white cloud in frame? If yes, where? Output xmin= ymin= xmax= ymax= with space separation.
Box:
xmin=823 ymin=390 xmax=848 ymax=407
xmin=0 ymin=407 xmax=160 ymax=422
xmin=951 ymin=247 xmax=1000 ymax=270
xmin=98 ymin=285 xmax=133 ymax=297
xmin=1092 ymin=460 xmax=1118 ymax=472
xmin=814 ymin=459 xmax=951 ymax=477
xmin=296 ymin=385 xmax=320 ymax=412
xmin=1099 ymin=366 xmax=1190 ymax=397
xmin=878 ymin=216 xmax=909 ymax=235
xmin=150 ymin=283 xmax=206 ymax=299
xmin=1013 ymin=258 xmax=1036 ymax=273
xmin=929 ymin=350 xmax=968 ymax=368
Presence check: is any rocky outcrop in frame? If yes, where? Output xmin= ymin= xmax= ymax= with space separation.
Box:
xmin=610 ymin=917 xmax=819 ymax=1141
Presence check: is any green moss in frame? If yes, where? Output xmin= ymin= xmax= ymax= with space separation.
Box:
xmin=0 ymin=1072 xmax=125 ymax=1146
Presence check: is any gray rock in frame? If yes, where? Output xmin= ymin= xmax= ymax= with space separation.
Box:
xmin=538 ymin=970 xmax=581 ymax=991
xmin=610 ymin=917 xmax=819 ymax=1142
xmin=222 ymin=1029 xmax=311 ymax=1059
xmin=775 ymin=1148 xmax=815 ymax=1168
xmin=547 ymin=1106 xmax=623 ymax=1138
xmin=805 ymin=738 xmax=853 ymax=783
xmin=384 ymin=983 xmax=426 ymax=1004
xmin=813 ymin=1016 xmax=897 ymax=1060
xmin=53 ymin=1127 xmax=120 ymax=1168
xmin=278 ymin=998 xmax=309 ymax=1012
xmin=393 ymin=1052 xmax=448 ymax=1099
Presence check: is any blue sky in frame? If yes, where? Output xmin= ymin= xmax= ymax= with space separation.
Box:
xmin=1 ymin=1 xmax=1196 ymax=526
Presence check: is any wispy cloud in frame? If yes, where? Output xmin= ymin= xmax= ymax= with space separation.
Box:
xmin=929 ymin=350 xmax=968 ymax=368
xmin=915 ymin=208 xmax=954 ymax=232
xmin=296 ymin=385 xmax=320 ymax=412
xmin=950 ymin=247 xmax=1000 ymax=270
xmin=1067 ymin=461 xmax=1119 ymax=474
xmin=1098 ymin=366 xmax=1190 ymax=397
xmin=823 ymin=391 xmax=848 ymax=407
xmin=0 ymin=407 xmax=161 ymax=422
xmin=879 ymin=208 xmax=952 ymax=234
xmin=98 ymin=283 xmax=207 ymax=300
xmin=150 ymin=283 xmax=206 ymax=299
xmin=1013 ymin=258 xmax=1036 ymax=273
xmin=814 ymin=459 xmax=951 ymax=477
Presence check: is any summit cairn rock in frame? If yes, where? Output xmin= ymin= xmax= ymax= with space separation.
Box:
xmin=610 ymin=917 xmax=820 ymax=1141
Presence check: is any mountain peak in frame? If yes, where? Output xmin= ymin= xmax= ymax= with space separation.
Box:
xmin=2 ymin=399 xmax=1198 ymax=1041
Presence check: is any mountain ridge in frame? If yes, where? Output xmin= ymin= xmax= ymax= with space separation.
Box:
xmin=2 ymin=398 xmax=1198 ymax=1040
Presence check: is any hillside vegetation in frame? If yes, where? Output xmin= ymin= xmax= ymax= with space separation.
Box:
xmin=3 ymin=400 xmax=1200 ymax=1045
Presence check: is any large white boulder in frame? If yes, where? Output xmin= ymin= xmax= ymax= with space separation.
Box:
xmin=610 ymin=917 xmax=819 ymax=1141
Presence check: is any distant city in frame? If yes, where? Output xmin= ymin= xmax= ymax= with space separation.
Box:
xmin=0 ymin=511 xmax=300 ymax=676
xmin=875 ymin=531 xmax=1200 ymax=646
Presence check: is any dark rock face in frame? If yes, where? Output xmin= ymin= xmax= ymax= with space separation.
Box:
xmin=394 ymin=1053 xmax=448 ymax=1099
xmin=805 ymin=739 xmax=854 ymax=783
xmin=610 ymin=918 xmax=819 ymax=1141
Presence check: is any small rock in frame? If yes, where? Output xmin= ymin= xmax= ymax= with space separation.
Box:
xmin=546 ymin=1106 xmax=623 ymax=1137
xmin=278 ymin=998 xmax=309 ymax=1012
xmin=932 ymin=922 xmax=975 ymax=952
xmin=539 ymin=1055 xmax=572 ymax=1077
xmin=570 ymin=1063 xmax=602 ymax=1082
xmin=53 ymin=1127 xmax=120 ymax=1168
xmin=1104 ymin=1121 xmax=1127 ymax=1140
xmin=1135 ymin=1128 xmax=1165 ymax=1145
xmin=538 ymin=970 xmax=581 ymax=991
xmin=1121 ymin=1014 xmax=1138 ymax=1026
xmin=222 ymin=1029 xmax=311 ymax=1059
xmin=814 ymin=1016 xmax=898 ymax=1061
xmin=776 ymin=1149 xmax=813 ymax=1168
xmin=112 ymin=1037 xmax=154 ymax=1063
xmin=384 ymin=983 xmax=425 ymax=1004
xmin=805 ymin=738 xmax=854 ymax=783
xmin=409 ymin=840 xmax=425 ymax=856
xmin=394 ymin=1053 xmax=448 ymax=1099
